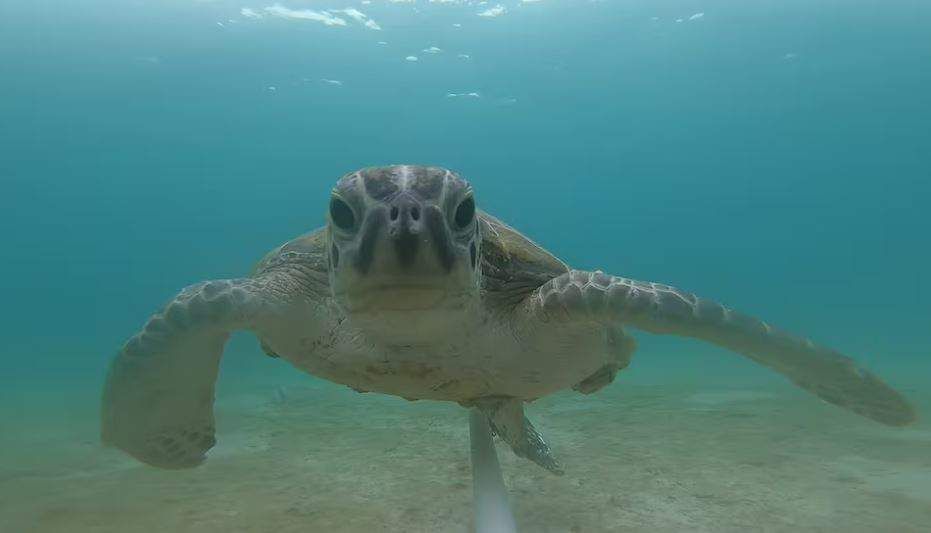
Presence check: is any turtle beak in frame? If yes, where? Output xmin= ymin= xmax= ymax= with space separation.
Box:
xmin=363 ymin=194 xmax=454 ymax=275
xmin=386 ymin=193 xmax=423 ymax=268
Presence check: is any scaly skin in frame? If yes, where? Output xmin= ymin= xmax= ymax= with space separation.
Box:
xmin=523 ymin=270 xmax=916 ymax=426
xmin=101 ymin=277 xmax=288 ymax=468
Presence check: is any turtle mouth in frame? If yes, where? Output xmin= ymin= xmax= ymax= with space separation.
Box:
xmin=339 ymin=282 xmax=456 ymax=312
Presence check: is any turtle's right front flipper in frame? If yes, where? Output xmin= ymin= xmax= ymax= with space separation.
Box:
xmin=101 ymin=277 xmax=288 ymax=468
xmin=519 ymin=270 xmax=917 ymax=427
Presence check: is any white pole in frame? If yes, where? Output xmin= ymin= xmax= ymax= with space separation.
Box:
xmin=469 ymin=408 xmax=518 ymax=533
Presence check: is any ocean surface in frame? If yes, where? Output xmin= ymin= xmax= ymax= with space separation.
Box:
xmin=2 ymin=1 xmax=930 ymax=531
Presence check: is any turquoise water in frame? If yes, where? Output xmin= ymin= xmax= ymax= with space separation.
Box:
xmin=2 ymin=1 xmax=930 ymax=531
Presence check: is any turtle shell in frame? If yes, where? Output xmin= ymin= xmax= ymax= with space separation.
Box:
xmin=478 ymin=211 xmax=568 ymax=308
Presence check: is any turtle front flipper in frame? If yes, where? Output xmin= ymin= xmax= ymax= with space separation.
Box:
xmin=520 ymin=270 xmax=917 ymax=427
xmin=471 ymin=397 xmax=563 ymax=475
xmin=101 ymin=276 xmax=290 ymax=468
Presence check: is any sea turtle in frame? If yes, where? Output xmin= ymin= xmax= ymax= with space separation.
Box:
xmin=101 ymin=165 xmax=916 ymax=472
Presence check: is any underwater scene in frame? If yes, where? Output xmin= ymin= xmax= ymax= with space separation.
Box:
xmin=2 ymin=0 xmax=930 ymax=531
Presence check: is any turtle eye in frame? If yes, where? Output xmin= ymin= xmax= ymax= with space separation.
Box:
xmin=329 ymin=198 xmax=355 ymax=230
xmin=454 ymin=197 xmax=475 ymax=229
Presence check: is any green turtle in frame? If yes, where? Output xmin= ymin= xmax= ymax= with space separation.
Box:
xmin=101 ymin=165 xmax=916 ymax=472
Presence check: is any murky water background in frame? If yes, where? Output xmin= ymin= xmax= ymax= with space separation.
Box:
xmin=2 ymin=1 xmax=930 ymax=531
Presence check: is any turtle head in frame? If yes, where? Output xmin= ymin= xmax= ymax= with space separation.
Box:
xmin=326 ymin=165 xmax=481 ymax=334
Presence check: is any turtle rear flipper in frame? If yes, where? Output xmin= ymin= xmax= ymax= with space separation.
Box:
xmin=473 ymin=397 xmax=563 ymax=475
xmin=101 ymin=277 xmax=288 ymax=468
xmin=260 ymin=338 xmax=280 ymax=358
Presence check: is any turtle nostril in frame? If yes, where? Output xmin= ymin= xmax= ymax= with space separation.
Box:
xmin=390 ymin=206 xmax=399 ymax=221
xmin=410 ymin=206 xmax=421 ymax=221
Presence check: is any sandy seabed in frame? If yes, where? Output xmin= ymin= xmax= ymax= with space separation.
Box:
xmin=2 ymin=377 xmax=929 ymax=533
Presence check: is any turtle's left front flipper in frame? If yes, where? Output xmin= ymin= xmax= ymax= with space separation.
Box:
xmin=521 ymin=270 xmax=917 ymax=427
xmin=101 ymin=276 xmax=291 ymax=469
xmin=471 ymin=397 xmax=563 ymax=475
